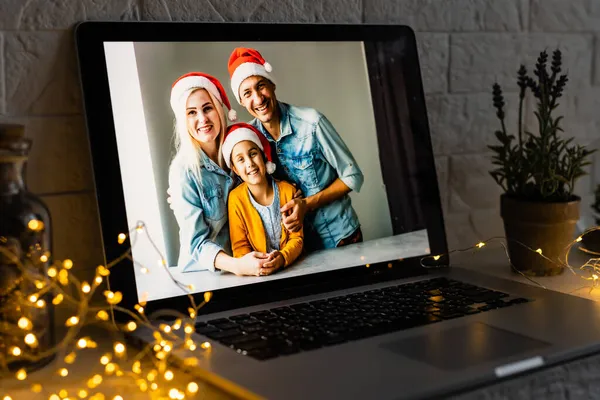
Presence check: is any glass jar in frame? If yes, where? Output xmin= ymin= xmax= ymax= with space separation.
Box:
xmin=0 ymin=124 xmax=55 ymax=375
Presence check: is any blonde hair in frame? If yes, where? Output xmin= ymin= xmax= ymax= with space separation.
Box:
xmin=171 ymin=88 xmax=227 ymax=178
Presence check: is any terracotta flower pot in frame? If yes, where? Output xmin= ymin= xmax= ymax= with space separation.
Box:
xmin=500 ymin=194 xmax=580 ymax=276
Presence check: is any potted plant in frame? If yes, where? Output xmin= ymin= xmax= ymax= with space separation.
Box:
xmin=580 ymin=184 xmax=600 ymax=255
xmin=489 ymin=49 xmax=596 ymax=276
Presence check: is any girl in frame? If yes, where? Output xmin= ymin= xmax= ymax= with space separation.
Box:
xmin=223 ymin=123 xmax=303 ymax=274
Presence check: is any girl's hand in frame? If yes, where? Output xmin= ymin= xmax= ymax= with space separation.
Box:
xmin=234 ymin=251 xmax=270 ymax=276
xmin=260 ymin=251 xmax=284 ymax=275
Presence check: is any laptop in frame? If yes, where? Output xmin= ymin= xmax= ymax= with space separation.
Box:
xmin=74 ymin=21 xmax=600 ymax=400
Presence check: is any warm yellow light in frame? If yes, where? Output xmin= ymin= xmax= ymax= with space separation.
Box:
xmin=160 ymin=324 xmax=172 ymax=333
xmin=100 ymin=353 xmax=111 ymax=365
xmin=433 ymin=255 xmax=441 ymax=261
xmin=10 ymin=346 xmax=21 ymax=356
xmin=31 ymin=383 xmax=43 ymax=393
xmin=24 ymin=333 xmax=37 ymax=347
xmin=201 ymin=341 xmax=211 ymax=349
xmin=164 ymin=370 xmax=174 ymax=381
xmin=66 ymin=316 xmax=80 ymax=326
xmin=173 ymin=319 xmax=182 ymax=330
xmin=113 ymin=396 xmax=123 ymax=400
xmin=184 ymin=357 xmax=199 ymax=367
xmin=140 ymin=267 xmax=149 ymax=274
xmin=53 ymin=294 xmax=64 ymax=305
xmin=63 ymin=259 xmax=73 ymax=269
xmin=94 ymin=276 xmax=103 ymax=284
xmin=114 ymin=342 xmax=125 ymax=355
xmin=184 ymin=324 xmax=193 ymax=334
xmin=136 ymin=223 xmax=144 ymax=233
xmin=204 ymin=291 xmax=213 ymax=302
xmin=49 ymin=395 xmax=60 ymax=400
xmin=34 ymin=280 xmax=44 ymax=289
xmin=139 ymin=380 xmax=148 ymax=392
xmin=593 ymin=274 xmax=599 ymax=281
xmin=105 ymin=363 xmax=117 ymax=374
xmin=153 ymin=344 xmax=162 ymax=352
xmin=28 ymin=219 xmax=44 ymax=231
xmin=82 ymin=282 xmax=91 ymax=293
xmin=96 ymin=310 xmax=109 ymax=321
xmin=187 ymin=382 xmax=199 ymax=394
xmin=147 ymin=370 xmax=157 ymax=381
xmin=126 ymin=321 xmax=137 ymax=331
xmin=2 ymin=396 xmax=12 ymax=400
xmin=48 ymin=267 xmax=57 ymax=277
xmin=536 ymin=248 xmax=543 ymax=254
xmin=59 ymin=390 xmax=68 ymax=398
xmin=150 ymin=383 xmax=158 ymax=391
xmin=77 ymin=338 xmax=88 ymax=348
xmin=104 ymin=291 xmax=122 ymax=305
xmin=576 ymin=236 xmax=583 ymax=242
xmin=96 ymin=265 xmax=110 ymax=276
xmin=155 ymin=351 xmax=167 ymax=360
xmin=58 ymin=368 xmax=69 ymax=377
xmin=366 ymin=263 xmax=371 ymax=268
xmin=40 ymin=254 xmax=48 ymax=263
xmin=78 ymin=389 xmax=88 ymax=398
xmin=135 ymin=304 xmax=144 ymax=314
xmin=28 ymin=294 xmax=37 ymax=303
xmin=117 ymin=233 xmax=127 ymax=244
xmin=476 ymin=242 xmax=486 ymax=248
xmin=87 ymin=374 xmax=103 ymax=389
xmin=132 ymin=360 xmax=142 ymax=374
xmin=16 ymin=368 xmax=27 ymax=380
xmin=169 ymin=388 xmax=185 ymax=399
xmin=163 ymin=344 xmax=172 ymax=353
xmin=58 ymin=269 xmax=69 ymax=285
xmin=188 ymin=307 xmax=196 ymax=318
xmin=187 ymin=284 xmax=195 ymax=291
xmin=64 ymin=352 xmax=76 ymax=364
xmin=188 ymin=343 xmax=197 ymax=351
xmin=18 ymin=317 xmax=32 ymax=330
xmin=35 ymin=299 xmax=45 ymax=308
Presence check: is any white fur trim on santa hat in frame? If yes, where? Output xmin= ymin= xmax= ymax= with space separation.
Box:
xmin=230 ymin=61 xmax=276 ymax=104
xmin=222 ymin=128 xmax=265 ymax=168
xmin=170 ymin=75 xmax=222 ymax=115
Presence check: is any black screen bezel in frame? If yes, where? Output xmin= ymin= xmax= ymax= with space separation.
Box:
xmin=74 ymin=21 xmax=449 ymax=318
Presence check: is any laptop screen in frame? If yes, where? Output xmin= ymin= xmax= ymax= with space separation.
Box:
xmin=101 ymin=39 xmax=437 ymax=302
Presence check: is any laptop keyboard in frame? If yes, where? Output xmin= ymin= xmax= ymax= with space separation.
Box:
xmin=195 ymin=277 xmax=530 ymax=361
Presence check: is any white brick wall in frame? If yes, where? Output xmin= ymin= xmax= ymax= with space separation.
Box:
xmin=1 ymin=0 xmax=598 ymax=272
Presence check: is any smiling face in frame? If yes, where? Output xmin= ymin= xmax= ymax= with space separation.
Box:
xmin=185 ymin=89 xmax=221 ymax=144
xmin=230 ymin=140 xmax=267 ymax=185
xmin=238 ymin=76 xmax=278 ymax=124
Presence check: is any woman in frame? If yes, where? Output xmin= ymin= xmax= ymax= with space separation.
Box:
xmin=168 ymin=72 xmax=272 ymax=276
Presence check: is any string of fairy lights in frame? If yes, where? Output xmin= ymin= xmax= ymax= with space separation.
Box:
xmin=1 ymin=219 xmax=599 ymax=400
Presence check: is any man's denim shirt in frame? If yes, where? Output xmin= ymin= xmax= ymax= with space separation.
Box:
xmin=250 ymin=102 xmax=364 ymax=250
xmin=169 ymin=150 xmax=238 ymax=272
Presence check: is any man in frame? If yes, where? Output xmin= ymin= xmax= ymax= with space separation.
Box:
xmin=227 ymin=47 xmax=364 ymax=251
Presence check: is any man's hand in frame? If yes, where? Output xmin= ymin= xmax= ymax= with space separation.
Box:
xmin=280 ymin=198 xmax=307 ymax=232
xmin=260 ymin=251 xmax=285 ymax=275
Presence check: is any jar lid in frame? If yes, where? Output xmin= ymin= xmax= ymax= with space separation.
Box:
xmin=0 ymin=124 xmax=31 ymax=155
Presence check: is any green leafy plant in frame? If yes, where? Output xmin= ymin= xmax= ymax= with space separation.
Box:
xmin=489 ymin=49 xmax=595 ymax=202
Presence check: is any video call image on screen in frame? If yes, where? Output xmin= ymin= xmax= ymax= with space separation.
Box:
xmin=103 ymin=40 xmax=431 ymax=302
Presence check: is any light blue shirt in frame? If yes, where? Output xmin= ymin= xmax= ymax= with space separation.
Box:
xmin=248 ymin=178 xmax=281 ymax=253
xmin=168 ymin=149 xmax=238 ymax=272
xmin=250 ymin=102 xmax=364 ymax=250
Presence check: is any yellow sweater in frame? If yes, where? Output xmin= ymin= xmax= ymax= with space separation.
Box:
xmin=228 ymin=180 xmax=304 ymax=267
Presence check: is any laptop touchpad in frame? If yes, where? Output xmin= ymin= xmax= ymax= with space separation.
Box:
xmin=381 ymin=322 xmax=549 ymax=370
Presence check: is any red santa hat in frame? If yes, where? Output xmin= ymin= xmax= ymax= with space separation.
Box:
xmin=170 ymin=72 xmax=237 ymax=121
xmin=222 ymin=123 xmax=276 ymax=174
xmin=228 ymin=47 xmax=276 ymax=104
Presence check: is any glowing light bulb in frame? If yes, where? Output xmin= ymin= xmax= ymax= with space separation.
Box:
xmin=114 ymin=342 xmax=125 ymax=355
xmin=117 ymin=233 xmax=126 ymax=244
xmin=18 ymin=317 xmax=32 ymax=330
xmin=48 ymin=267 xmax=57 ymax=277
xmin=476 ymin=242 xmax=486 ymax=248
xmin=96 ymin=310 xmax=109 ymax=321
xmin=201 ymin=341 xmax=211 ymax=349
xmin=35 ymin=299 xmax=45 ymax=308
xmin=536 ymin=248 xmax=543 ymax=254
xmin=40 ymin=254 xmax=48 ymax=263
xmin=164 ymin=370 xmax=174 ymax=381
xmin=29 ymin=294 xmax=37 ymax=303
xmin=16 ymin=368 xmax=27 ymax=380
xmin=184 ymin=324 xmax=193 ymax=334
xmin=126 ymin=321 xmax=137 ymax=331
xmin=187 ymin=382 xmax=199 ymax=394
xmin=58 ymin=368 xmax=69 ymax=377
xmin=66 ymin=316 xmax=80 ymax=326
xmin=78 ymin=389 xmax=88 ymax=398
xmin=31 ymin=384 xmax=42 ymax=393
xmin=82 ymin=282 xmax=91 ymax=293
xmin=10 ymin=346 xmax=21 ymax=356
xmin=204 ymin=291 xmax=213 ymax=302
xmin=64 ymin=352 xmax=76 ymax=364
xmin=63 ymin=259 xmax=73 ymax=269
xmin=77 ymin=338 xmax=88 ymax=348
xmin=24 ymin=333 xmax=38 ymax=347
xmin=433 ymin=255 xmax=441 ymax=261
